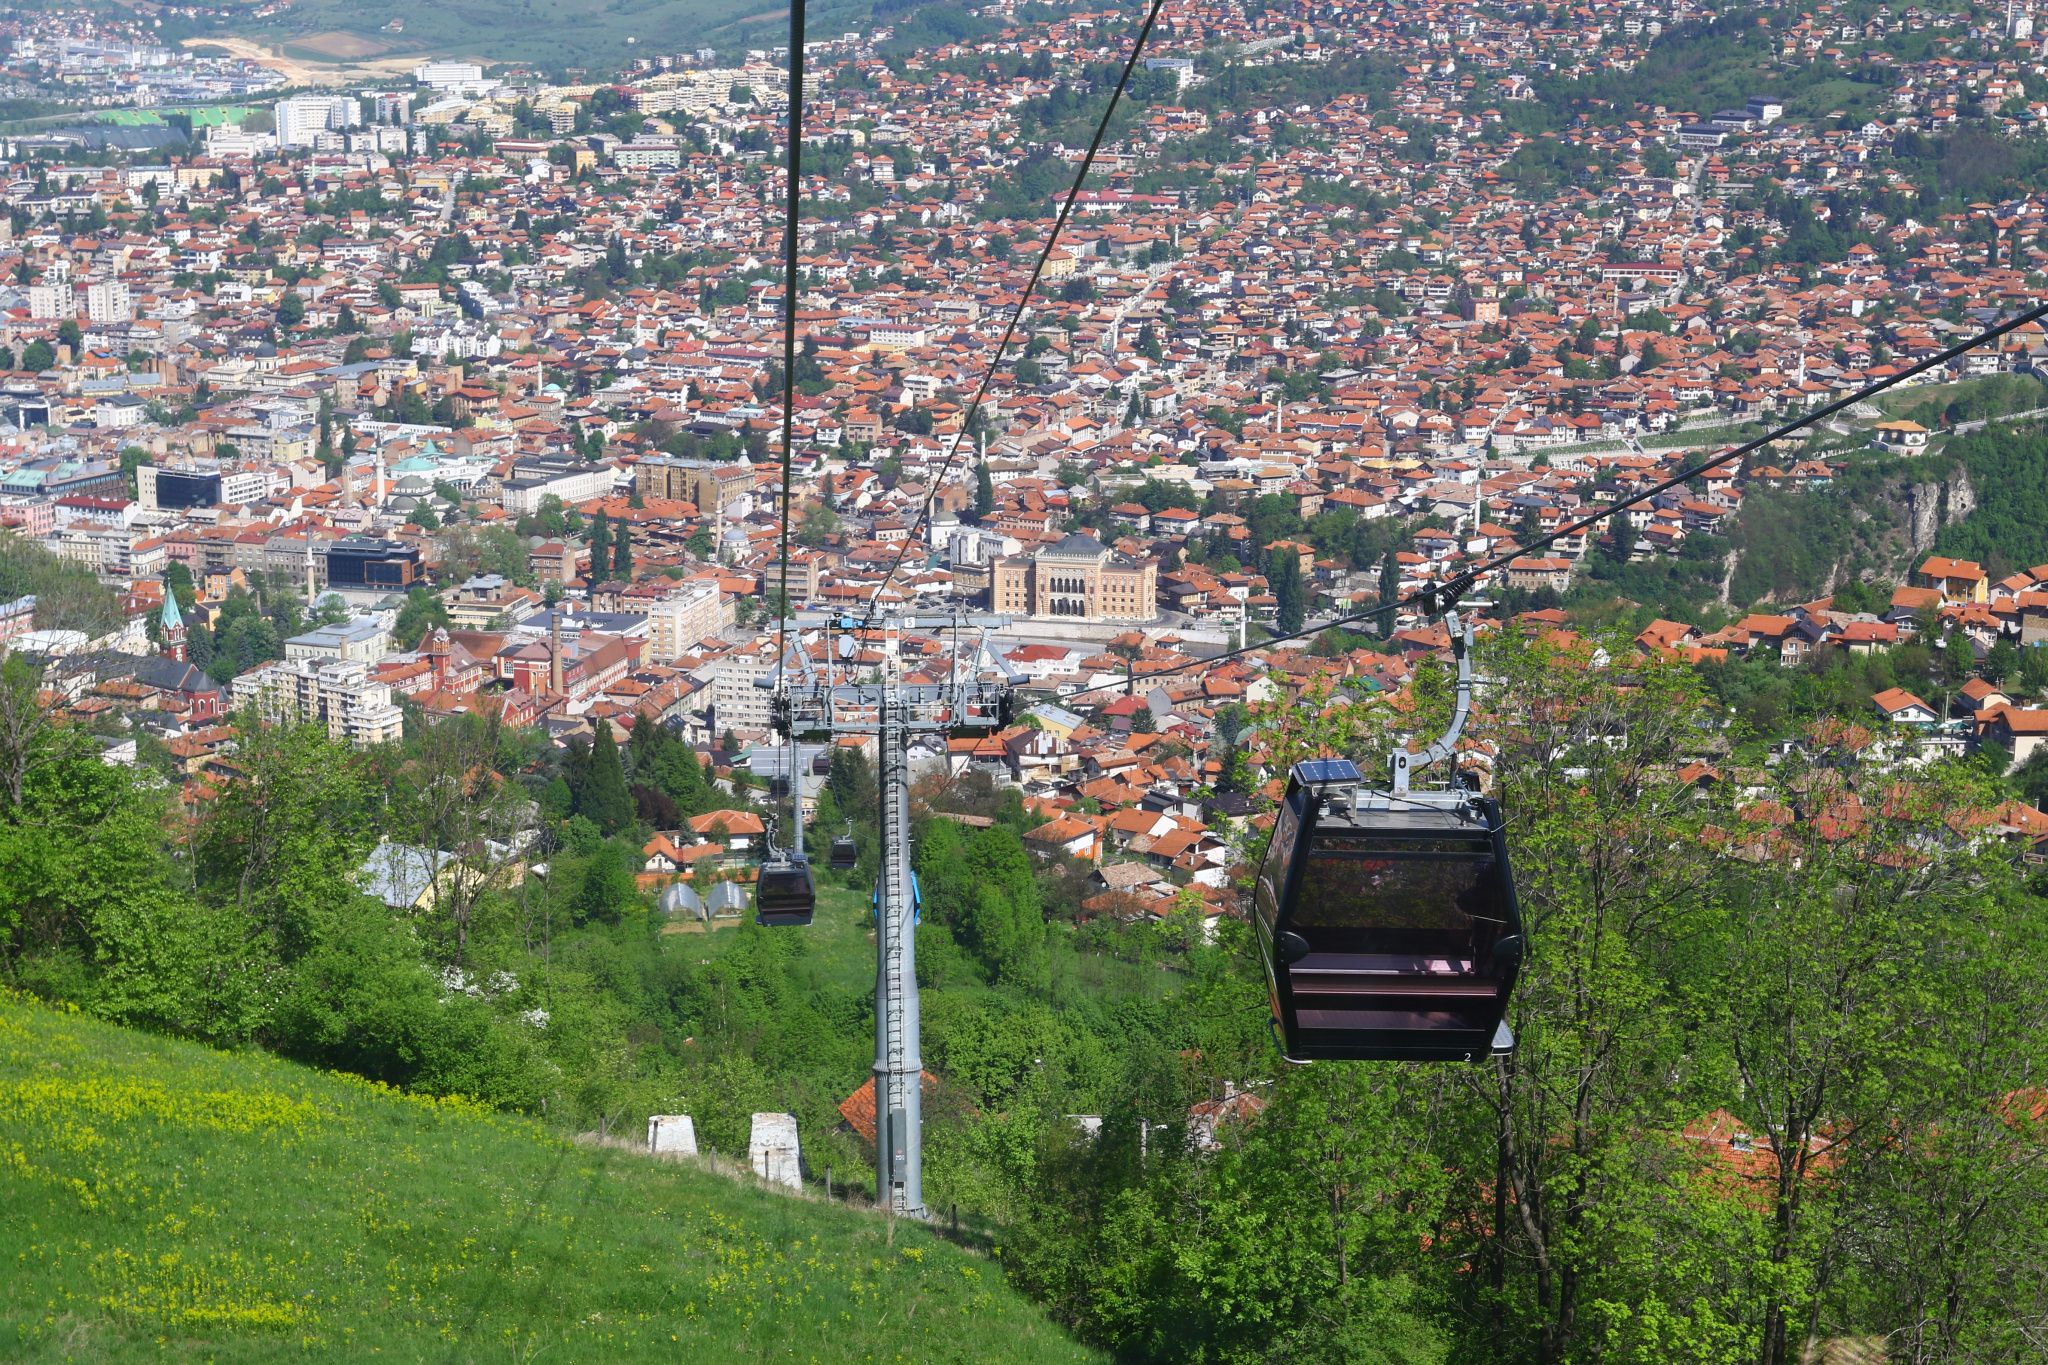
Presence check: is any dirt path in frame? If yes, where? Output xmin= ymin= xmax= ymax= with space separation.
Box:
xmin=181 ymin=34 xmax=422 ymax=86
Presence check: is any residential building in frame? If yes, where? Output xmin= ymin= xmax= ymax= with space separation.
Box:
xmin=231 ymin=658 xmax=404 ymax=748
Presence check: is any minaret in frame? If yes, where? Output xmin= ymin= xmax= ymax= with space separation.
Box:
xmin=160 ymin=588 xmax=187 ymax=663
xmin=549 ymin=610 xmax=564 ymax=697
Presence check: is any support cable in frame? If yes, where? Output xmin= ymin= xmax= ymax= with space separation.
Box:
xmin=854 ymin=0 xmax=1170 ymax=635
xmin=1042 ymin=298 xmax=2048 ymax=708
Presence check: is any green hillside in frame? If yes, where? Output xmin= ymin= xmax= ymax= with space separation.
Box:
xmin=231 ymin=0 xmax=854 ymax=70
xmin=0 ymin=991 xmax=1102 ymax=1364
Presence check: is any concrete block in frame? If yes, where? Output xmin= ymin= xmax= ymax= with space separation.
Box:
xmin=749 ymin=1111 xmax=801 ymax=1189
xmin=647 ymin=1114 xmax=697 ymax=1157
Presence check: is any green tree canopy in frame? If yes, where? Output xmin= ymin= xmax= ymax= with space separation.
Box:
xmin=576 ymin=723 xmax=634 ymax=836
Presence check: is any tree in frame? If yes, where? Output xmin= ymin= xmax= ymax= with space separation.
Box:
xmin=1215 ymin=741 xmax=1253 ymax=795
xmin=1943 ymin=631 xmax=1976 ymax=686
xmin=194 ymin=718 xmax=380 ymax=970
xmin=795 ymin=501 xmax=839 ymax=549
xmin=1446 ymin=636 xmax=1737 ymax=1360
xmin=2020 ymin=643 xmax=2048 ymax=698
xmin=573 ymin=841 xmax=639 ymax=924
xmin=56 ymin=319 xmax=80 ymax=353
xmin=1983 ymin=638 xmax=2018 ymax=685
xmin=628 ymin=716 xmax=710 ymax=819
xmin=21 ymin=339 xmax=53 ymax=373
xmin=589 ymin=512 xmax=612 ymax=571
xmin=0 ymin=654 xmax=55 ymax=810
xmin=1377 ymin=551 xmax=1400 ymax=637
xmin=162 ymin=562 xmax=197 ymax=613
xmin=278 ymin=291 xmax=305 ymax=329
xmin=390 ymin=712 xmax=527 ymax=966
xmin=1602 ymin=507 xmax=1634 ymax=566
xmin=392 ymin=587 xmax=449 ymax=649
xmin=916 ymin=823 xmax=1047 ymax=992
xmin=1711 ymin=761 xmax=2024 ymax=1365
xmin=611 ymin=522 xmax=633 ymax=580
xmin=1270 ymin=554 xmax=1306 ymax=634
xmin=1008 ymin=1052 xmax=1448 ymax=1362
xmin=438 ymin=524 xmax=533 ymax=586
xmin=2016 ymin=745 xmax=2048 ymax=809
xmin=577 ymin=723 xmax=634 ymax=836
xmin=0 ymin=726 xmax=245 ymax=1039
xmin=118 ymin=445 xmax=150 ymax=497
xmin=974 ymin=461 xmax=995 ymax=520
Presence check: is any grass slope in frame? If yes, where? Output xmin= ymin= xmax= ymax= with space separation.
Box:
xmin=0 ymin=993 xmax=1102 ymax=1363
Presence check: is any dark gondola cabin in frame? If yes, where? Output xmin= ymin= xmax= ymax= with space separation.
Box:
xmin=829 ymin=835 xmax=859 ymax=871
xmin=755 ymin=856 xmax=816 ymax=927
xmin=1254 ymin=760 xmax=1522 ymax=1062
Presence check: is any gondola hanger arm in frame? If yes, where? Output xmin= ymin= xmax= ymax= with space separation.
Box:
xmin=1391 ymin=606 xmax=1474 ymax=795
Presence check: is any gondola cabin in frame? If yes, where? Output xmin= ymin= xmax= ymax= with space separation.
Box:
xmin=755 ymin=855 xmax=816 ymax=927
xmin=1253 ymin=759 xmax=1522 ymax=1062
xmin=829 ymin=834 xmax=859 ymax=871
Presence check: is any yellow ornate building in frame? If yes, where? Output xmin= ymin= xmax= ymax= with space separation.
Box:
xmin=991 ymin=532 xmax=1158 ymax=623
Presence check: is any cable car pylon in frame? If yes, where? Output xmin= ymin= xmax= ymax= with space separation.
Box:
xmin=1253 ymin=601 xmax=1524 ymax=1064
xmin=759 ymin=610 xmax=1020 ymax=1217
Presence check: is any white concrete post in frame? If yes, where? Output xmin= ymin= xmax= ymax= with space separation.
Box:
xmin=748 ymin=1112 xmax=802 ymax=1190
xmin=647 ymin=1114 xmax=698 ymax=1157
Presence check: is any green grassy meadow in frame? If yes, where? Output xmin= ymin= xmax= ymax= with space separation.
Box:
xmin=0 ymin=991 xmax=1103 ymax=1363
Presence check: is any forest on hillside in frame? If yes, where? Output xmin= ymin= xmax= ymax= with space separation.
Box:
xmin=1 ymin=631 xmax=2046 ymax=1362
xmin=1728 ymin=415 xmax=2048 ymax=609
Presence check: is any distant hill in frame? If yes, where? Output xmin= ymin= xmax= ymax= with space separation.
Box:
xmin=208 ymin=0 xmax=867 ymax=70
xmin=0 ymin=992 xmax=1101 ymax=1363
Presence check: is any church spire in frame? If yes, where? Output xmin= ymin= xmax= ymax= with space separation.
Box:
xmin=160 ymin=588 xmax=187 ymax=663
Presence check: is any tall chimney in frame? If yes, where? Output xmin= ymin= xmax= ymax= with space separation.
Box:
xmin=549 ymin=611 xmax=564 ymax=697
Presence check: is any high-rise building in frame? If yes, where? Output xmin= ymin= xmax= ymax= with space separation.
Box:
xmin=27 ymin=279 xmax=73 ymax=320
xmin=646 ymin=581 xmax=725 ymax=661
xmin=230 ymin=658 xmax=403 ymax=748
xmin=325 ymin=537 xmax=421 ymax=590
xmin=412 ymin=61 xmax=486 ymax=91
xmin=275 ymin=95 xmax=363 ymax=149
xmin=85 ymin=279 xmax=131 ymax=324
xmin=635 ymin=455 xmax=757 ymax=519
